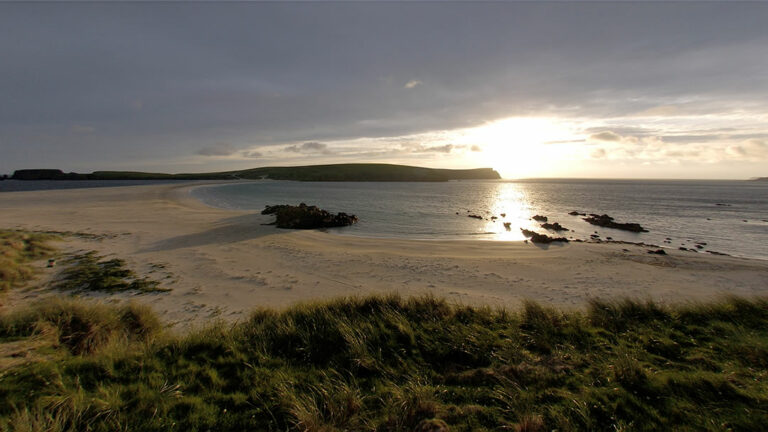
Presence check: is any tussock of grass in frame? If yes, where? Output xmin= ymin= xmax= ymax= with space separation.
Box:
xmin=2 ymin=295 xmax=768 ymax=431
xmin=0 ymin=230 xmax=57 ymax=291
xmin=55 ymin=251 xmax=169 ymax=294
xmin=0 ymin=297 xmax=161 ymax=355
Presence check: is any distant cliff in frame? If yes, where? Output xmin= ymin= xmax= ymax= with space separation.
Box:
xmin=12 ymin=164 xmax=501 ymax=182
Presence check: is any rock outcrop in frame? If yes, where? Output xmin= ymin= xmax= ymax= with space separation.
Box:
xmin=541 ymin=222 xmax=568 ymax=232
xmin=583 ymin=214 xmax=648 ymax=232
xmin=520 ymin=229 xmax=569 ymax=244
xmin=261 ymin=203 xmax=358 ymax=229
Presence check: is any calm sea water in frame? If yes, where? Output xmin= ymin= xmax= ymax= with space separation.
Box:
xmin=192 ymin=179 xmax=768 ymax=260
xmin=0 ymin=179 xmax=185 ymax=192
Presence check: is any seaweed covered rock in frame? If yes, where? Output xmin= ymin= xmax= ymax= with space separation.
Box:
xmin=583 ymin=214 xmax=648 ymax=232
xmin=262 ymin=203 xmax=358 ymax=229
xmin=520 ymin=229 xmax=569 ymax=244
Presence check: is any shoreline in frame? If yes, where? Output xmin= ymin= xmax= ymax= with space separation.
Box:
xmin=1 ymin=182 xmax=767 ymax=329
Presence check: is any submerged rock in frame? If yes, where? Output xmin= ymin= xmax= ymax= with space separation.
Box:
xmin=532 ymin=215 xmax=548 ymax=222
xmin=647 ymin=249 xmax=667 ymax=255
xmin=568 ymin=210 xmax=587 ymax=216
xmin=261 ymin=203 xmax=358 ymax=229
xmin=520 ymin=228 xmax=569 ymax=244
xmin=583 ymin=214 xmax=648 ymax=232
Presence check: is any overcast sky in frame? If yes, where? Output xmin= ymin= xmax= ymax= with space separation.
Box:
xmin=1 ymin=2 xmax=767 ymax=179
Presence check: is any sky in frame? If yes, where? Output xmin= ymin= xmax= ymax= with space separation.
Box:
xmin=1 ymin=2 xmax=767 ymax=179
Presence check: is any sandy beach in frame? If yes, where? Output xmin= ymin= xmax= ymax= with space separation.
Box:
xmin=1 ymin=181 xmax=767 ymax=329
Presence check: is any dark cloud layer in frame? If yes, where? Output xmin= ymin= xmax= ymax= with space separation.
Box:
xmin=1 ymin=2 xmax=767 ymax=173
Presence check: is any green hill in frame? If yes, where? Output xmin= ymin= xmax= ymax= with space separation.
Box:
xmin=11 ymin=164 xmax=501 ymax=182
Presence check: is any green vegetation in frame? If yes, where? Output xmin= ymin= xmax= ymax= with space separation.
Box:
xmin=2 ymin=295 xmax=768 ymax=431
xmin=54 ymin=252 xmax=169 ymax=294
xmin=0 ymin=230 xmax=57 ymax=291
xmin=12 ymin=164 xmax=501 ymax=182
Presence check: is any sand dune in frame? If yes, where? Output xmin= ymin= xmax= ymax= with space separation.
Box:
xmin=2 ymin=181 xmax=767 ymax=329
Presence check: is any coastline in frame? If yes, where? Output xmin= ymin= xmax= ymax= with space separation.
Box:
xmin=1 ymin=182 xmax=767 ymax=329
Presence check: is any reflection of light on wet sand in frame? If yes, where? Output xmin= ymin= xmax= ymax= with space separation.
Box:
xmin=480 ymin=183 xmax=541 ymax=241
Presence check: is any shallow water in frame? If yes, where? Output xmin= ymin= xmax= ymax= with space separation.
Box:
xmin=0 ymin=179 xmax=185 ymax=192
xmin=192 ymin=179 xmax=768 ymax=260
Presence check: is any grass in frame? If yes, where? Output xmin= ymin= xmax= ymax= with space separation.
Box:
xmin=0 ymin=230 xmax=57 ymax=291
xmin=1 ymin=295 xmax=767 ymax=431
xmin=54 ymin=251 xmax=170 ymax=294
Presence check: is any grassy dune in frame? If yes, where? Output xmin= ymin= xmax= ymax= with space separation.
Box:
xmin=1 ymin=295 xmax=767 ymax=431
xmin=0 ymin=230 xmax=57 ymax=291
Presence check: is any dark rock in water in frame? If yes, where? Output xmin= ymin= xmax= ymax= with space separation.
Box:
xmin=500 ymin=213 xmax=506 ymax=217
xmin=468 ymin=214 xmax=483 ymax=220
xmin=261 ymin=203 xmax=358 ymax=229
xmin=490 ymin=216 xmax=498 ymax=220
xmin=707 ymin=250 xmax=730 ymax=256
xmin=583 ymin=214 xmax=648 ymax=232
xmin=679 ymin=247 xmax=689 ymax=251
xmin=503 ymin=222 xmax=512 ymax=231
xmin=647 ymin=249 xmax=666 ymax=255
xmin=541 ymin=222 xmax=568 ymax=232
xmin=521 ymin=228 xmax=569 ymax=243
xmin=568 ymin=211 xmax=587 ymax=216
xmin=606 ymin=237 xmax=613 ymax=240
xmin=715 ymin=203 xmax=731 ymax=207
xmin=532 ymin=215 xmax=548 ymax=222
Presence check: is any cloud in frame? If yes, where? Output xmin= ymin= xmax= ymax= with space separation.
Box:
xmin=398 ymin=142 xmax=457 ymax=154
xmin=404 ymin=80 xmax=422 ymax=89
xmin=284 ymin=141 xmax=332 ymax=154
xmin=241 ymin=150 xmax=263 ymax=158
xmin=590 ymin=148 xmax=607 ymax=159
xmin=197 ymin=142 xmax=236 ymax=156
xmin=726 ymin=139 xmax=768 ymax=160
xmin=589 ymin=131 xmax=622 ymax=142
xmin=422 ymin=144 xmax=454 ymax=153
xmin=470 ymin=145 xmax=482 ymax=152
xmin=70 ymin=124 xmax=94 ymax=134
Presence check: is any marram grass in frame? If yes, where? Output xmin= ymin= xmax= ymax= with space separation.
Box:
xmin=0 ymin=230 xmax=57 ymax=291
xmin=1 ymin=294 xmax=768 ymax=431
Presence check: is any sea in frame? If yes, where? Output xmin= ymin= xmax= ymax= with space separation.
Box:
xmin=2 ymin=179 xmax=766 ymax=260
xmin=191 ymin=179 xmax=768 ymax=261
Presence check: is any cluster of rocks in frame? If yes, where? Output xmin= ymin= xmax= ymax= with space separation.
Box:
xmin=520 ymin=228 xmax=569 ymax=244
xmin=582 ymin=214 xmax=648 ymax=232
xmin=261 ymin=203 xmax=358 ymax=229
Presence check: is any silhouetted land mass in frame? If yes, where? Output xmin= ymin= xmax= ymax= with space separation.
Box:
xmin=11 ymin=164 xmax=501 ymax=182
xmin=753 ymin=177 xmax=768 ymax=181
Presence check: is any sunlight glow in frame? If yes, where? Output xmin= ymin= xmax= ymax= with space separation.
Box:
xmin=455 ymin=117 xmax=581 ymax=179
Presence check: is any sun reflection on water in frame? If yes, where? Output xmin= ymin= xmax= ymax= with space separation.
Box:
xmin=478 ymin=182 xmax=541 ymax=241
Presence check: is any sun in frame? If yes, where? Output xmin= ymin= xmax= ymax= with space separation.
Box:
xmin=457 ymin=117 xmax=579 ymax=179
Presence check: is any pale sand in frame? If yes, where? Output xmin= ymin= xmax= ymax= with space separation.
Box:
xmin=2 ymin=181 xmax=767 ymax=329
